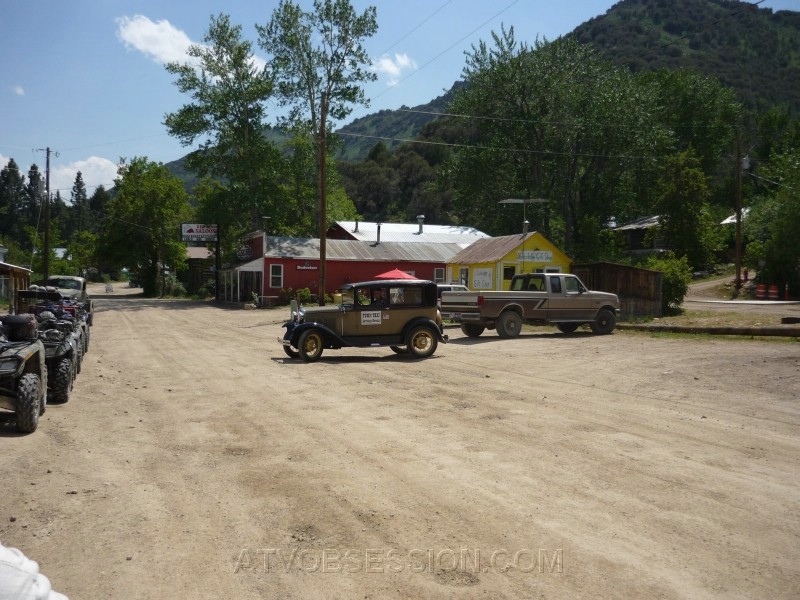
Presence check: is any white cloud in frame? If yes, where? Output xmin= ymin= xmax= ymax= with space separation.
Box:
xmin=11 ymin=85 xmax=25 ymax=96
xmin=372 ymin=53 xmax=418 ymax=86
xmin=51 ymin=156 xmax=119 ymax=200
xmin=115 ymin=14 xmax=267 ymax=73
xmin=116 ymin=15 xmax=194 ymax=65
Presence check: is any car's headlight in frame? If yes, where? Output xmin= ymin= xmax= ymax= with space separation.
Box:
xmin=0 ymin=357 xmax=21 ymax=375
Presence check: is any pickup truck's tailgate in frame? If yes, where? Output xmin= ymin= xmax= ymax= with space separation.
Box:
xmin=439 ymin=291 xmax=479 ymax=319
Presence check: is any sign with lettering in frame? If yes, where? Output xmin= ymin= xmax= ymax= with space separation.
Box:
xmin=517 ymin=250 xmax=553 ymax=263
xmin=181 ymin=224 xmax=218 ymax=242
xmin=472 ymin=268 xmax=493 ymax=289
xmin=361 ymin=311 xmax=382 ymax=325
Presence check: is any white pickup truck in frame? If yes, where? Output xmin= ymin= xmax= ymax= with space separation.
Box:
xmin=440 ymin=272 xmax=621 ymax=338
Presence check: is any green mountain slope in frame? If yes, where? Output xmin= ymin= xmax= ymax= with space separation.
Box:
xmin=570 ymin=0 xmax=800 ymax=113
xmin=334 ymin=0 xmax=799 ymax=162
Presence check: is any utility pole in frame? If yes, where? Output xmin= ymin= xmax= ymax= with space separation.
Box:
xmin=37 ymin=147 xmax=54 ymax=280
xmin=318 ymin=92 xmax=328 ymax=306
xmin=734 ymin=135 xmax=743 ymax=294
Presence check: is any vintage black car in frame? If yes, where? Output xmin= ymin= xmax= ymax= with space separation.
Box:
xmin=280 ymin=279 xmax=448 ymax=362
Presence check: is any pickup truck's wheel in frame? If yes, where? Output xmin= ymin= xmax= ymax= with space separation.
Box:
xmin=389 ymin=345 xmax=407 ymax=354
xmin=590 ymin=309 xmax=616 ymax=335
xmin=406 ymin=326 xmax=438 ymax=358
xmin=15 ymin=373 xmax=42 ymax=433
xmin=460 ymin=323 xmax=485 ymax=338
xmin=50 ymin=357 xmax=73 ymax=403
xmin=556 ymin=323 xmax=579 ymax=334
xmin=496 ymin=311 xmax=522 ymax=338
xmin=298 ymin=329 xmax=324 ymax=362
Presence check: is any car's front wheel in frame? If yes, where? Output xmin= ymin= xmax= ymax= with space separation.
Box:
xmin=590 ymin=309 xmax=616 ymax=335
xmin=405 ymin=326 xmax=438 ymax=359
xmin=282 ymin=345 xmax=299 ymax=359
xmin=298 ymin=329 xmax=324 ymax=362
xmin=389 ymin=345 xmax=407 ymax=354
xmin=556 ymin=323 xmax=579 ymax=334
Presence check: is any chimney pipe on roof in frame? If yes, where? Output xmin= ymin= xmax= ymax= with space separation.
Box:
xmin=416 ymin=214 xmax=425 ymax=235
xmin=353 ymin=219 xmax=359 ymax=233
xmin=376 ymin=222 xmax=381 ymax=244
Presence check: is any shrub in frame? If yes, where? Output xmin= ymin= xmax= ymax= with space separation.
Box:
xmin=646 ymin=253 xmax=692 ymax=315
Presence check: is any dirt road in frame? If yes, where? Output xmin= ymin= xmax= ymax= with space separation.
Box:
xmin=2 ymin=292 xmax=799 ymax=599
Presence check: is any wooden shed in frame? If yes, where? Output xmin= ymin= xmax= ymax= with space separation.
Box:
xmin=571 ymin=262 xmax=663 ymax=318
xmin=0 ymin=261 xmax=32 ymax=311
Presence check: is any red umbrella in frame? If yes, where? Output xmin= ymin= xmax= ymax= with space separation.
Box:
xmin=373 ymin=268 xmax=419 ymax=280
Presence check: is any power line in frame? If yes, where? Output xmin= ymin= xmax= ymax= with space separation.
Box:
xmin=369 ymin=0 xmax=521 ymax=104
xmin=337 ymin=130 xmax=665 ymax=162
xmin=395 ymin=108 xmax=736 ymax=130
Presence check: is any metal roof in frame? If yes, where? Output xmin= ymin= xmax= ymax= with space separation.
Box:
xmin=447 ymin=233 xmax=539 ymax=265
xmin=331 ymin=220 xmax=489 ymax=244
xmin=612 ymin=216 xmax=661 ymax=231
xmin=720 ymin=207 xmax=750 ymax=225
xmin=265 ymin=237 xmax=464 ymax=262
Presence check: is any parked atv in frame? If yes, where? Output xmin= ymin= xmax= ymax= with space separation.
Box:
xmin=17 ymin=289 xmax=86 ymax=373
xmin=0 ymin=315 xmax=48 ymax=433
xmin=35 ymin=311 xmax=79 ymax=404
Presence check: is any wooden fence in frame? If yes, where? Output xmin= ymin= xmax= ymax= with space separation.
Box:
xmin=572 ymin=262 xmax=662 ymax=318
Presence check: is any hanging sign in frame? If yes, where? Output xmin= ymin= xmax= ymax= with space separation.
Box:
xmin=181 ymin=224 xmax=218 ymax=242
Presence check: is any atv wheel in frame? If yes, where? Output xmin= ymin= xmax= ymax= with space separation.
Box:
xmin=298 ymin=329 xmax=324 ymax=362
xmin=405 ymin=326 xmax=438 ymax=359
xmin=51 ymin=357 xmax=73 ymax=404
xmin=15 ymin=373 xmax=42 ymax=433
xmin=75 ymin=340 xmax=83 ymax=374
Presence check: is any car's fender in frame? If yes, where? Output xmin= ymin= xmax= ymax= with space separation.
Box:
xmin=285 ymin=321 xmax=345 ymax=348
xmin=402 ymin=316 xmax=448 ymax=343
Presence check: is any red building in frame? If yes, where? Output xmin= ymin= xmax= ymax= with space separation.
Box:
xmin=218 ymin=222 xmax=489 ymax=303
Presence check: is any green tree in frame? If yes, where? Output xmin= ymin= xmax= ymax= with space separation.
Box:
xmin=0 ymin=159 xmax=27 ymax=241
xmin=68 ymin=230 xmax=99 ymax=278
xmin=258 ymin=0 xmax=377 ymax=300
xmin=70 ymin=171 xmax=90 ymax=236
xmin=652 ymin=150 xmax=717 ymax=269
xmin=101 ymin=158 xmax=191 ymax=297
xmin=88 ymin=185 xmax=112 ymax=233
xmin=164 ymin=13 xmax=281 ymax=232
xmin=447 ymin=32 xmax=667 ymax=254
xmin=642 ymin=69 xmax=742 ymax=176
xmin=746 ymin=149 xmax=800 ymax=296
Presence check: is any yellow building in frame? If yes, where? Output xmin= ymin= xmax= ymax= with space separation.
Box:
xmin=445 ymin=232 xmax=571 ymax=291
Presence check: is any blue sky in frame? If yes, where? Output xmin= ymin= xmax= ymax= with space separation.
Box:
xmin=1 ymin=0 xmax=796 ymax=199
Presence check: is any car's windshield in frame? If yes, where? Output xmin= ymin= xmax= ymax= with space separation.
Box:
xmin=338 ymin=288 xmax=356 ymax=305
xmin=48 ymin=278 xmax=80 ymax=290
